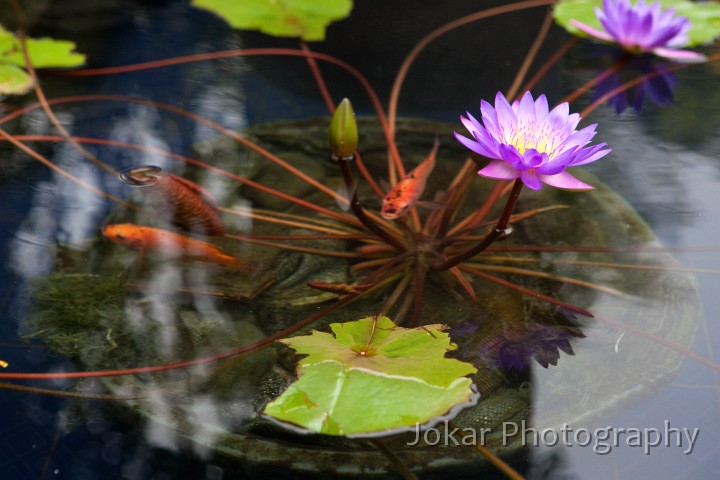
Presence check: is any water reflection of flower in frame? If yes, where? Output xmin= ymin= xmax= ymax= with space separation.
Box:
xmin=452 ymin=317 xmax=585 ymax=373
xmin=455 ymin=91 xmax=610 ymax=191
xmin=594 ymin=55 xmax=678 ymax=114
xmin=570 ymin=0 xmax=707 ymax=63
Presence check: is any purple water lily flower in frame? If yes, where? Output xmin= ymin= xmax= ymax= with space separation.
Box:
xmin=455 ymin=91 xmax=611 ymax=191
xmin=570 ymin=0 xmax=707 ymax=62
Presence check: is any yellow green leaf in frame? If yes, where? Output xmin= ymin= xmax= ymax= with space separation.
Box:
xmin=0 ymin=63 xmax=33 ymax=95
xmin=192 ymin=0 xmax=353 ymax=41
xmin=263 ymin=316 xmax=479 ymax=437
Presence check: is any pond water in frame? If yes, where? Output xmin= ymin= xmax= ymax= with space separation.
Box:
xmin=1 ymin=1 xmax=720 ymax=479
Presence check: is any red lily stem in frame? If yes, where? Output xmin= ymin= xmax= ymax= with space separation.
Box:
xmin=469 ymin=437 xmax=525 ymax=480
xmin=459 ymin=265 xmax=594 ymax=317
xmin=223 ymin=233 xmax=364 ymax=258
xmin=338 ymin=157 xmax=407 ymax=252
xmin=520 ymin=37 xmax=579 ymax=94
xmin=10 ymin=133 xmax=361 ymax=228
xmin=0 ymin=128 xmax=133 ymax=207
xmin=487 ymin=245 xmax=720 ymax=254
xmin=433 ymin=179 xmax=524 ymax=270
xmin=446 ymin=180 xmax=509 ymax=238
xmin=0 ymin=291 xmax=359 ymax=380
xmin=432 ymin=158 xmax=477 ymax=238
xmin=0 ymin=381 xmax=150 ymax=400
xmin=354 ymin=151 xmax=386 ymax=200
xmin=45 ymin=48 xmax=403 ymax=175
xmin=362 ymin=251 xmax=413 ymax=283
xmin=8 ymin=0 xmax=119 ymax=177
xmin=388 ymin=0 xmax=558 ymax=138
xmin=378 ymin=270 xmax=413 ymax=317
xmin=369 ymin=439 xmax=419 ymax=480
xmin=410 ymin=262 xmax=429 ymax=325
xmin=561 ymin=54 xmax=630 ymax=105
xmin=228 ymin=233 xmax=371 ymax=241
xmin=297 ymin=38 xmax=388 ymax=203
xmin=300 ymin=40 xmax=335 ymax=113
xmin=506 ymin=6 xmax=555 ymax=101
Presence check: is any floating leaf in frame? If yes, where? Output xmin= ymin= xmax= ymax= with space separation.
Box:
xmin=554 ymin=0 xmax=720 ymax=46
xmin=0 ymin=25 xmax=85 ymax=95
xmin=191 ymin=0 xmax=353 ymax=41
xmin=0 ymin=26 xmax=86 ymax=68
xmin=263 ymin=316 xmax=479 ymax=437
xmin=0 ymin=63 xmax=32 ymax=95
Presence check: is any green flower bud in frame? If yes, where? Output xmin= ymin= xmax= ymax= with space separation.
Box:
xmin=329 ymin=98 xmax=358 ymax=159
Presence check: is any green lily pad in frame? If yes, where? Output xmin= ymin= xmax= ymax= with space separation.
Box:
xmin=0 ymin=26 xmax=86 ymax=68
xmin=0 ymin=25 xmax=85 ymax=95
xmin=0 ymin=63 xmax=32 ymax=95
xmin=554 ymin=0 xmax=720 ymax=46
xmin=263 ymin=316 xmax=479 ymax=437
xmin=191 ymin=0 xmax=353 ymax=41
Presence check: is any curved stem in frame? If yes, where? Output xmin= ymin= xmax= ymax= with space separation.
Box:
xmin=8 ymin=0 xmax=118 ymax=177
xmin=446 ymin=180 xmax=508 ymax=238
xmin=460 ymin=265 xmax=593 ymax=317
xmin=0 ymin=292 xmax=359 ymax=380
xmin=506 ymin=7 xmax=555 ymax=101
xmin=300 ymin=40 xmax=335 ymax=112
xmin=10 ymin=132 xmax=360 ymax=227
xmin=388 ymin=0 xmax=558 ymax=137
xmin=338 ymin=157 xmax=407 ymax=252
xmin=0 ymin=128 xmax=133 ymax=207
xmin=521 ymin=37 xmax=578 ymax=94
xmin=561 ymin=54 xmax=630 ymax=105
xmin=434 ymin=179 xmax=523 ymax=270
xmin=464 ymin=262 xmax=624 ymax=296
xmin=47 ymin=48 xmax=403 ymax=173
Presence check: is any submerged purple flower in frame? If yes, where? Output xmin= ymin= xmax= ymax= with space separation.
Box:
xmin=570 ymin=0 xmax=707 ymax=62
xmin=455 ymin=91 xmax=610 ymax=191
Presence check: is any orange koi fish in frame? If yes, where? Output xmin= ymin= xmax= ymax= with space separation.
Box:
xmin=381 ymin=139 xmax=439 ymax=220
xmin=103 ymin=224 xmax=257 ymax=274
xmin=120 ymin=166 xmax=225 ymax=236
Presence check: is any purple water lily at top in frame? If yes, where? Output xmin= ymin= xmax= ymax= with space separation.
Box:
xmin=570 ymin=0 xmax=707 ymax=62
xmin=455 ymin=91 xmax=610 ymax=191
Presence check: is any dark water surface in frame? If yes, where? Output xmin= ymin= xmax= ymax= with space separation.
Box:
xmin=1 ymin=1 xmax=719 ymax=479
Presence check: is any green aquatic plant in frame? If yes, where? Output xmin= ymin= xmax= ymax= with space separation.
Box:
xmin=263 ymin=316 xmax=478 ymax=436
xmin=0 ymin=24 xmax=85 ymax=95
xmin=0 ymin=0 xmax=717 ymax=477
xmin=191 ymin=0 xmax=353 ymax=41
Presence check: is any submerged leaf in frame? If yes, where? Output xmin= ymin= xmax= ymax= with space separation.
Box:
xmin=263 ymin=316 xmax=479 ymax=437
xmin=191 ymin=0 xmax=353 ymax=41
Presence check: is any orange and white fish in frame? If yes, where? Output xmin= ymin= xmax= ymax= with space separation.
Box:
xmin=120 ymin=166 xmax=225 ymax=236
xmin=103 ymin=224 xmax=257 ymax=274
xmin=380 ymin=139 xmax=439 ymax=220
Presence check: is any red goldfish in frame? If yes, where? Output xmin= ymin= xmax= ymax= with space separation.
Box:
xmin=103 ymin=224 xmax=257 ymax=274
xmin=381 ymin=139 xmax=439 ymax=220
xmin=120 ymin=166 xmax=225 ymax=236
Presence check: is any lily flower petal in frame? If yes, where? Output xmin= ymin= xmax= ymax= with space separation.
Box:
xmin=651 ymin=47 xmax=708 ymax=63
xmin=540 ymin=171 xmax=595 ymax=191
xmin=455 ymin=91 xmax=611 ymax=190
xmin=570 ymin=19 xmax=614 ymax=42
xmin=569 ymin=0 xmax=706 ymax=63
